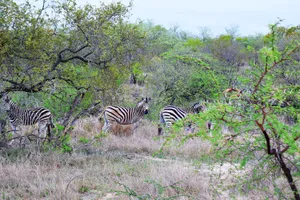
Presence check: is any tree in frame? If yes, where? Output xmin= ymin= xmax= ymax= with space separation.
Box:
xmin=163 ymin=22 xmax=300 ymax=199
xmin=225 ymin=24 xmax=240 ymax=38
xmin=0 ymin=0 xmax=146 ymax=134
xmin=198 ymin=26 xmax=212 ymax=42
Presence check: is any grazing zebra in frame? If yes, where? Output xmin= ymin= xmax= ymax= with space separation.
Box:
xmin=158 ymin=103 xmax=206 ymax=135
xmin=2 ymin=95 xmax=55 ymax=142
xmin=101 ymin=98 xmax=151 ymax=133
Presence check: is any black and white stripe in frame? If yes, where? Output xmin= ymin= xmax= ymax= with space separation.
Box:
xmin=3 ymin=95 xmax=55 ymax=139
xmin=102 ymin=98 xmax=151 ymax=133
xmin=160 ymin=103 xmax=203 ymax=128
xmin=158 ymin=103 xmax=204 ymax=135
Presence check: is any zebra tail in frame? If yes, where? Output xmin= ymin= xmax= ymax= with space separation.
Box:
xmin=158 ymin=112 xmax=165 ymax=135
xmin=98 ymin=109 xmax=106 ymax=123
xmin=47 ymin=116 xmax=55 ymax=140
xmin=159 ymin=112 xmax=165 ymax=124
xmin=50 ymin=115 xmax=55 ymax=129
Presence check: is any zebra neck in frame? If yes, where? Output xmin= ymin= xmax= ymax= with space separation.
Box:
xmin=183 ymin=107 xmax=191 ymax=113
xmin=132 ymin=106 xmax=144 ymax=122
xmin=185 ymin=107 xmax=195 ymax=114
xmin=10 ymin=103 xmax=22 ymax=115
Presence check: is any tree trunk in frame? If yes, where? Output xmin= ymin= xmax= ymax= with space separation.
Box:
xmin=130 ymin=74 xmax=137 ymax=84
xmin=0 ymin=119 xmax=6 ymax=135
xmin=275 ymin=152 xmax=300 ymax=200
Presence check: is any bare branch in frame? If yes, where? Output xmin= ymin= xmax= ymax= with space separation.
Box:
xmin=255 ymin=118 xmax=274 ymax=155
xmin=62 ymin=92 xmax=86 ymax=129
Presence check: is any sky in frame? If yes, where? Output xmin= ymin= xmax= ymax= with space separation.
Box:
xmin=14 ymin=0 xmax=299 ymax=37
xmin=74 ymin=0 xmax=299 ymax=36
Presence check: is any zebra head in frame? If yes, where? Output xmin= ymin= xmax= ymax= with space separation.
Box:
xmin=192 ymin=102 xmax=205 ymax=114
xmin=2 ymin=94 xmax=12 ymax=111
xmin=137 ymin=97 xmax=151 ymax=114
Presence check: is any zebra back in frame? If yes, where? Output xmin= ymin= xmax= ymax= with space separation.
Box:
xmin=160 ymin=102 xmax=204 ymax=126
xmin=161 ymin=105 xmax=188 ymax=121
xmin=3 ymin=95 xmax=52 ymax=126
xmin=104 ymin=97 xmax=151 ymax=125
xmin=187 ymin=102 xmax=204 ymax=114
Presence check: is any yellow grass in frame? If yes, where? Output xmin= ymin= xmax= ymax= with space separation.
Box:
xmin=0 ymin=117 xmax=298 ymax=199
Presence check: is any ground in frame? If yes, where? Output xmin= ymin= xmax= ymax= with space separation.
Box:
xmin=0 ymin=117 xmax=297 ymax=199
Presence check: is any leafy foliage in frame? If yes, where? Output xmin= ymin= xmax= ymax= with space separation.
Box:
xmin=0 ymin=0 xmax=146 ymax=129
xmin=115 ymin=179 xmax=188 ymax=199
xmin=1 ymin=1 xmax=300 ymax=198
xmin=162 ymin=21 xmax=300 ymax=199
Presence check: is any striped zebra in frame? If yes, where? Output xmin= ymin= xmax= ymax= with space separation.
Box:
xmin=101 ymin=97 xmax=151 ymax=133
xmin=158 ymin=103 xmax=206 ymax=135
xmin=2 ymin=95 xmax=55 ymax=142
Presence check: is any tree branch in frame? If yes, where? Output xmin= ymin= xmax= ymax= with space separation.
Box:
xmin=255 ymin=119 xmax=274 ymax=155
xmin=62 ymin=92 xmax=86 ymax=129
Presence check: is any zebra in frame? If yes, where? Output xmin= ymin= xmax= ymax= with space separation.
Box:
xmin=100 ymin=97 xmax=151 ymax=133
xmin=158 ymin=102 xmax=208 ymax=135
xmin=2 ymin=95 xmax=55 ymax=144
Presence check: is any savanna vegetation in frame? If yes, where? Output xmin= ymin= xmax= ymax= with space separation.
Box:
xmin=0 ymin=0 xmax=299 ymax=199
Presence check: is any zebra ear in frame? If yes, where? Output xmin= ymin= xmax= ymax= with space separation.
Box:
xmin=137 ymin=99 xmax=144 ymax=107
xmin=145 ymin=97 xmax=151 ymax=103
xmin=193 ymin=102 xmax=204 ymax=113
xmin=3 ymin=94 xmax=10 ymax=103
xmin=193 ymin=102 xmax=200 ymax=108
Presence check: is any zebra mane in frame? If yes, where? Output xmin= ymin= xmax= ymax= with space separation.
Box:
xmin=2 ymin=94 xmax=13 ymax=111
xmin=192 ymin=102 xmax=201 ymax=108
xmin=137 ymin=97 xmax=151 ymax=107
xmin=3 ymin=94 xmax=10 ymax=104
xmin=191 ymin=102 xmax=204 ymax=114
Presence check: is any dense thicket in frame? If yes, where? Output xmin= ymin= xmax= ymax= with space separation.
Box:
xmin=0 ymin=0 xmax=146 ymax=128
xmin=0 ymin=0 xmax=299 ymax=198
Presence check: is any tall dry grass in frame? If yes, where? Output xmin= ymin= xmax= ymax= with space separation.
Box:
xmin=0 ymin=116 xmax=298 ymax=199
xmin=71 ymin=117 xmax=212 ymax=159
xmin=0 ymin=148 xmax=293 ymax=200
xmin=0 ymin=148 xmax=217 ymax=199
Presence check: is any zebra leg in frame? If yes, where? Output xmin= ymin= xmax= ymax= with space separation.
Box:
xmin=132 ymin=123 xmax=137 ymax=135
xmin=102 ymin=113 xmax=114 ymax=133
xmin=8 ymin=123 xmax=18 ymax=146
xmin=165 ymin=122 xmax=172 ymax=134
xmin=102 ymin=124 xmax=112 ymax=133
xmin=102 ymin=120 xmax=112 ymax=133
xmin=158 ymin=124 xmax=163 ymax=135
xmin=166 ymin=122 xmax=172 ymax=129
xmin=10 ymin=122 xmax=18 ymax=135
xmin=191 ymin=126 xmax=195 ymax=133
xmin=185 ymin=124 xmax=193 ymax=134
xmin=206 ymin=121 xmax=213 ymax=136
xmin=38 ymin=122 xmax=48 ymax=145
xmin=132 ymin=120 xmax=141 ymax=134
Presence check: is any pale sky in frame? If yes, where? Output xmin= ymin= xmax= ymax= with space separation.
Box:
xmin=74 ymin=0 xmax=299 ymax=36
xmin=15 ymin=0 xmax=299 ymax=36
